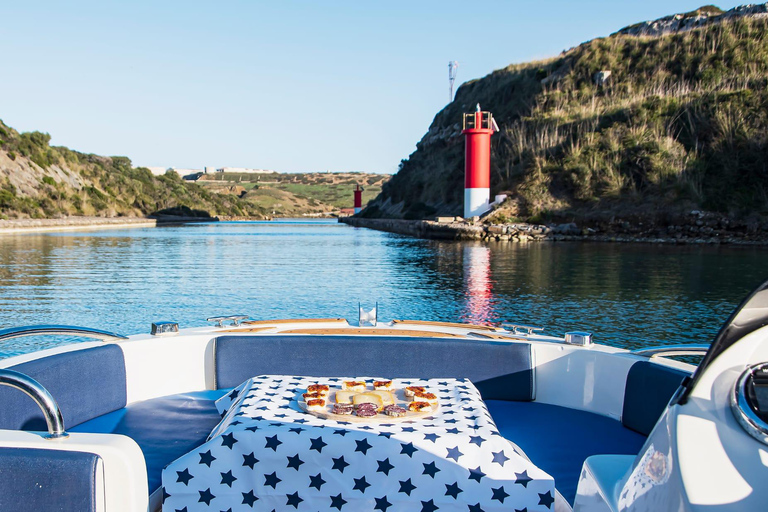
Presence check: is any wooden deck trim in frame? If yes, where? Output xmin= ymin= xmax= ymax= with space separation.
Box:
xmin=391 ymin=319 xmax=501 ymax=332
xmin=242 ymin=318 xmax=348 ymax=326
xmin=216 ymin=326 xmax=276 ymax=333
xmin=278 ymin=328 xmax=462 ymax=338
xmin=470 ymin=332 xmax=528 ymax=341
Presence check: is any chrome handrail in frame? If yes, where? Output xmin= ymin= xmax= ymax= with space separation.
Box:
xmin=632 ymin=344 xmax=710 ymax=358
xmin=0 ymin=325 xmax=127 ymax=343
xmin=0 ymin=369 xmax=68 ymax=439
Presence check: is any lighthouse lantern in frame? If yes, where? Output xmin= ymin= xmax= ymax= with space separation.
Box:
xmin=462 ymin=106 xmax=497 ymax=218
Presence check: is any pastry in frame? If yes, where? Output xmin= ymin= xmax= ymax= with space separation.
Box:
xmin=412 ymin=392 xmax=438 ymax=405
xmin=404 ymin=386 xmax=426 ymax=397
xmin=332 ymin=403 xmax=354 ymax=415
xmin=302 ymin=391 xmax=325 ymax=401
xmin=408 ymin=401 xmax=432 ymax=412
xmin=342 ymin=380 xmax=366 ymax=392
xmin=307 ymin=384 xmax=330 ymax=396
xmin=373 ymin=380 xmax=393 ymax=391
xmin=353 ymin=393 xmax=383 ymax=409
xmin=383 ymin=405 xmax=407 ymax=417
xmin=306 ymin=398 xmax=326 ymax=411
xmin=334 ymin=390 xmax=356 ymax=404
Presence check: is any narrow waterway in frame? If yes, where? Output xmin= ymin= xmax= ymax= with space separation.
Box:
xmin=0 ymin=219 xmax=764 ymax=358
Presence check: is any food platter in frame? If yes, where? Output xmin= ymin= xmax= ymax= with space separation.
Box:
xmin=297 ymin=385 xmax=439 ymax=423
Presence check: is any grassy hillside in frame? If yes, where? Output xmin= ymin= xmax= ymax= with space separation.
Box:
xmin=0 ymin=121 xmax=266 ymax=219
xmin=198 ymin=172 xmax=389 ymax=216
xmin=366 ymin=10 xmax=768 ymax=224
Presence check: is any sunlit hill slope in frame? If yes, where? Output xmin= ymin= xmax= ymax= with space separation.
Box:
xmin=364 ymin=4 xmax=768 ymax=227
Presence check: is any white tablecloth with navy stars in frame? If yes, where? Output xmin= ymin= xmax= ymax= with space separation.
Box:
xmin=162 ymin=375 xmax=555 ymax=511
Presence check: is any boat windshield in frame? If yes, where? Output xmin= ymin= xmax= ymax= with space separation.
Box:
xmin=677 ymin=278 xmax=768 ymax=404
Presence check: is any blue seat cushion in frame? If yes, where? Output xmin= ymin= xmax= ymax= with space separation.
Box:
xmin=622 ymin=361 xmax=689 ymax=436
xmin=214 ymin=335 xmax=534 ymax=401
xmin=71 ymin=390 xmax=228 ymax=494
xmin=486 ymin=400 xmax=646 ymax=505
xmin=0 ymin=447 xmax=101 ymax=512
xmin=0 ymin=344 xmax=127 ymax=431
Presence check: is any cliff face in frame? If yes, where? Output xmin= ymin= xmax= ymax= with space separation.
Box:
xmin=0 ymin=121 xmax=266 ymax=219
xmin=364 ymin=5 xmax=768 ymax=224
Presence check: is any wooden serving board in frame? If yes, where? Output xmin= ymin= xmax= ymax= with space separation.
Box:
xmin=297 ymin=388 xmax=439 ymax=423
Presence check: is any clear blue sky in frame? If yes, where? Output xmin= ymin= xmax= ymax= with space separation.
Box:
xmin=2 ymin=1 xmax=742 ymax=174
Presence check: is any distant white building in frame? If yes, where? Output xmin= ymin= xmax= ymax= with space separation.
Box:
xmin=146 ymin=167 xmax=170 ymax=176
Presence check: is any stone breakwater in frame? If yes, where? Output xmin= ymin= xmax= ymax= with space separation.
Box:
xmin=340 ymin=213 xmax=768 ymax=245
xmin=0 ymin=215 xmax=215 ymax=234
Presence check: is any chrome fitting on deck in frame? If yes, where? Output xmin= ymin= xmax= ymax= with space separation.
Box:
xmin=151 ymin=322 xmax=179 ymax=336
xmin=564 ymin=331 xmax=593 ymax=346
xmin=207 ymin=315 xmax=250 ymax=328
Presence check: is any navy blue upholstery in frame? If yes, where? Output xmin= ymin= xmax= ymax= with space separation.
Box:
xmin=486 ymin=400 xmax=646 ymax=505
xmin=0 ymin=345 xmax=127 ymax=431
xmin=622 ymin=361 xmax=689 ymax=436
xmin=0 ymin=447 xmax=100 ymax=512
xmin=72 ymin=390 xmax=228 ymax=494
xmin=214 ymin=335 xmax=534 ymax=401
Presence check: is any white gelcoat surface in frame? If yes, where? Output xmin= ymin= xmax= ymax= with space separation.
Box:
xmin=464 ymin=187 xmax=490 ymax=218
xmin=532 ymin=344 xmax=640 ymax=419
xmin=677 ymin=414 xmax=753 ymax=504
xmin=119 ymin=335 xmax=214 ymax=404
xmin=0 ymin=430 xmax=148 ymax=512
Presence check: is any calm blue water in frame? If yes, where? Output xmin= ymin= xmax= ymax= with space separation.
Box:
xmin=0 ymin=219 xmax=764 ymax=358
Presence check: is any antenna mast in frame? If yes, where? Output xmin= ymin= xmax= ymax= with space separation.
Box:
xmin=448 ymin=61 xmax=459 ymax=102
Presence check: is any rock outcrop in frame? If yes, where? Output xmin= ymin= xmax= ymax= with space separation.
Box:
xmin=615 ymin=4 xmax=768 ymax=38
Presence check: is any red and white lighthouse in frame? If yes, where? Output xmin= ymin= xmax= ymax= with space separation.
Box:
xmin=462 ymin=105 xmax=498 ymax=218
xmin=353 ymin=184 xmax=363 ymax=215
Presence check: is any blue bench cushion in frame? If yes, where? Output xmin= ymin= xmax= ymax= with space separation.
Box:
xmin=486 ymin=400 xmax=646 ymax=505
xmin=214 ymin=335 xmax=534 ymax=401
xmin=622 ymin=361 xmax=689 ymax=436
xmin=71 ymin=390 xmax=227 ymax=494
xmin=0 ymin=345 xmax=127 ymax=431
xmin=0 ymin=447 xmax=101 ymax=512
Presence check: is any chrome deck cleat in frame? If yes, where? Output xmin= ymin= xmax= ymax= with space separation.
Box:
xmin=206 ymin=315 xmax=250 ymax=328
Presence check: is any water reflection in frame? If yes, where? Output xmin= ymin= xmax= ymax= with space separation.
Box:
xmin=0 ymin=220 xmax=764 ymax=358
xmin=460 ymin=245 xmax=498 ymax=326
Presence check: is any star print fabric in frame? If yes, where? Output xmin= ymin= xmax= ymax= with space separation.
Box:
xmin=162 ymin=375 xmax=554 ymax=511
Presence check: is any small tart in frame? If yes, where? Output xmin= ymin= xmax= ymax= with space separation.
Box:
xmin=412 ymin=391 xmax=438 ymax=405
xmin=342 ymin=381 xmax=366 ymax=392
xmin=307 ymin=384 xmax=330 ymax=396
xmin=302 ymin=391 xmax=325 ymax=401
xmin=306 ymin=398 xmax=326 ymax=411
xmin=408 ymin=401 xmax=432 ymax=412
xmin=404 ymin=386 xmax=426 ymax=397
xmin=353 ymin=393 xmax=383 ymax=409
xmin=373 ymin=380 xmax=393 ymax=391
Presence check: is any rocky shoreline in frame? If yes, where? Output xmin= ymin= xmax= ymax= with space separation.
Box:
xmin=340 ymin=213 xmax=768 ymax=245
